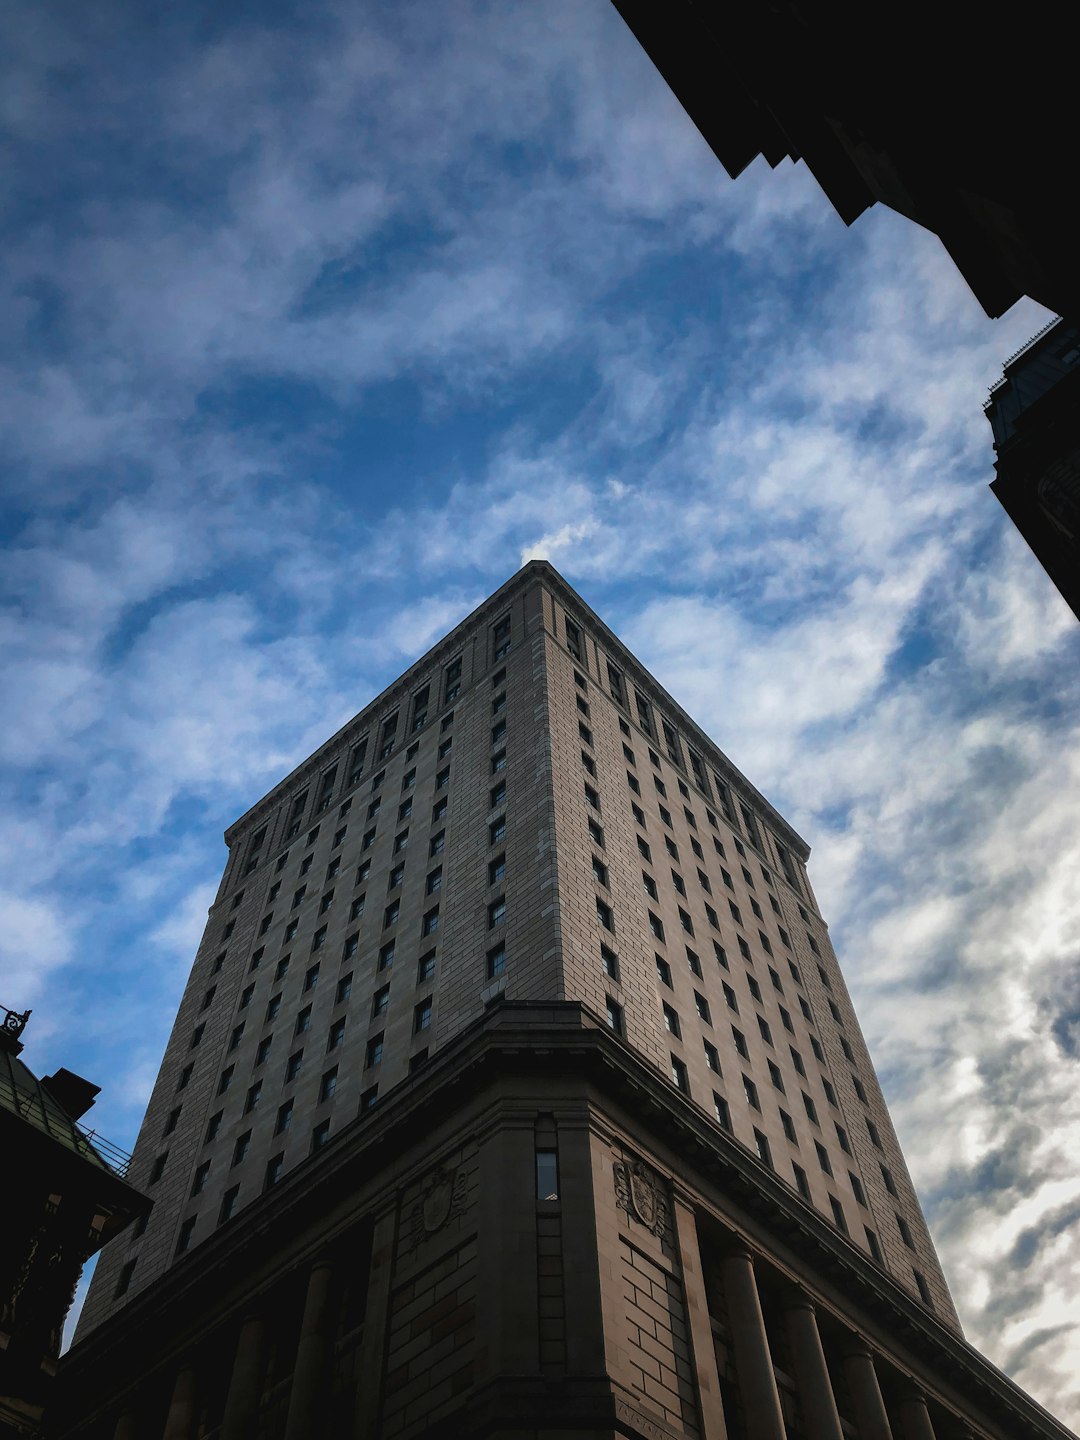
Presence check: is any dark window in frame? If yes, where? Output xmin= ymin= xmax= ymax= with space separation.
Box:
xmin=671 ymin=1055 xmax=690 ymax=1093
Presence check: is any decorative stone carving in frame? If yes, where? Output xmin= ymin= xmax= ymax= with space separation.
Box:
xmin=408 ymin=1164 xmax=468 ymax=1248
xmin=613 ymin=1155 xmax=669 ymax=1238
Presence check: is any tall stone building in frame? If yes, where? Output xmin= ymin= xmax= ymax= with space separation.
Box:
xmin=56 ymin=563 xmax=1072 ymax=1439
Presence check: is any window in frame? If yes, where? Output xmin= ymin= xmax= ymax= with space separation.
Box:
xmin=266 ymin=992 xmax=282 ymax=1022
xmin=790 ymin=1047 xmax=806 ymax=1077
xmin=175 ymin=1217 xmax=197 ymax=1256
xmin=829 ymin=1195 xmax=848 ymax=1233
xmin=686 ymin=947 xmax=702 ymax=977
xmin=754 ymin=1129 xmax=773 ymax=1167
xmin=190 ymin=1023 xmax=205 ymax=1050
xmin=606 ymin=997 xmax=624 ymax=1035
xmin=319 ymin=1068 xmax=338 ymax=1103
xmin=249 ymin=947 xmax=264 ymax=972
xmin=576 ymin=695 xmax=589 ymax=719
xmin=852 ymin=1074 xmax=868 ymax=1103
xmin=285 ymin=1051 xmax=303 ymax=1082
xmin=588 ymin=818 xmax=605 ymax=847
xmin=535 ymin=1149 xmax=560 ymax=1202
xmin=439 ymin=736 xmax=454 ymax=759
xmin=444 ymin=657 xmax=462 ymax=704
xmin=637 ymin=835 xmax=651 ymax=861
xmin=803 ymin=1093 xmax=820 ymax=1125
xmin=356 ymin=860 xmax=371 ymax=883
xmin=232 ymin=1131 xmax=252 ymax=1168
xmin=311 ymin=925 xmax=327 ymax=952
xmin=393 ymin=830 xmax=409 ymax=855
xmin=584 ymin=783 xmax=599 ymax=811
xmin=491 ymin=693 xmax=505 ymax=717
xmin=732 ymin=1026 xmax=748 ymax=1058
xmin=488 ymin=895 xmax=506 ymax=927
xmin=678 ymin=907 xmax=694 ymax=936
xmin=421 ymin=907 xmax=439 ymax=936
xmin=815 ymin=1141 xmax=833 ymax=1176
xmin=244 ymin=1081 xmax=262 ymax=1113
xmin=705 ymin=904 xmax=720 ymax=930
xmin=659 ymin=805 xmax=672 ymax=828
xmin=295 ymin=1005 xmax=312 ymax=1036
xmin=662 ymin=1002 xmax=681 ymax=1037
xmin=311 ymin=1120 xmax=332 ymax=1154
xmin=263 ymin=1153 xmax=285 ymax=1192
xmin=362 ymin=828 xmax=376 ymax=850
xmin=191 ymin=1160 xmax=212 ymax=1196
xmin=217 ymin=1066 xmax=234 ymax=1096
xmin=164 ymin=1106 xmax=182 ymax=1138
xmin=333 ymin=826 xmax=347 ymax=849
xmin=360 ymin=1085 xmax=379 ymax=1111
xmin=239 ymin=983 xmax=254 ymax=1012
xmin=367 ymin=798 xmax=382 ymax=821
xmin=255 ymin=1035 xmax=273 ymax=1067
xmin=849 ymin=1172 xmax=867 ymax=1207
xmin=643 ymin=872 xmax=658 ymax=900
xmin=398 ymin=797 xmax=413 ymax=821
xmin=342 ymin=933 xmax=360 ymax=964
xmin=867 ymin=1119 xmax=883 ymax=1150
xmin=671 ymin=870 xmax=686 ymax=896
xmin=486 ymin=943 xmax=506 ymax=979
xmin=653 ymin=775 xmax=667 ymax=799
xmin=780 ymin=1110 xmax=798 ymax=1144
xmin=304 ymin=963 xmax=320 ymax=992
xmin=722 ymin=868 xmax=734 ymax=891
xmin=608 ymin=662 xmax=625 ymax=705
xmin=592 ymin=856 xmax=609 ymax=887
xmin=596 ymin=898 xmax=614 ymax=932
xmin=722 ymin=983 xmax=738 ymax=1013
xmin=714 ymin=941 xmax=729 ymax=970
xmin=627 ymin=771 xmax=641 ymax=795
xmin=149 ymin=1152 xmax=168 ymax=1185
xmin=436 ymin=766 xmax=451 ymax=789
xmin=656 ymin=955 xmax=673 ymax=987
xmin=691 ymin=837 xmax=704 ymax=860
xmin=384 ymin=900 xmax=400 ymax=929
xmin=414 ymin=997 xmax=433 ymax=1032
xmin=489 ymin=783 xmax=506 ymax=809
xmin=366 ymin=1034 xmax=384 ymax=1068
xmin=694 ymin=991 xmax=711 ymax=1024
xmin=743 ymin=1075 xmax=760 ymax=1110
xmin=704 ymin=1039 xmax=721 ymax=1073
xmin=564 ymin=616 xmax=583 ymax=660
xmin=601 ymin=944 xmax=620 ymax=981
xmin=757 ymin=1015 xmax=773 ymax=1047
xmin=492 ymin=719 xmax=508 ymax=744
xmin=201 ymin=986 xmax=217 ymax=1012
xmin=489 ymin=816 xmax=506 ymax=845
xmin=632 ymin=803 xmax=646 ymax=827
xmin=417 ymin=950 xmax=436 ymax=983
xmin=671 ymin=1055 xmax=690 ymax=1093
xmin=581 ymin=745 xmax=595 ymax=770
xmin=275 ymin=1100 xmax=294 ymax=1134
xmin=896 ymin=1214 xmax=915 ymax=1249
xmin=431 ymin=829 xmax=447 ymax=856
xmin=379 ymin=940 xmax=395 ymax=970
xmin=768 ymin=1060 xmax=785 ymax=1093
xmin=648 ymin=912 xmax=665 ymax=942
xmin=865 ymin=1227 xmax=883 ymax=1263
xmin=284 ymin=919 xmax=299 ymax=944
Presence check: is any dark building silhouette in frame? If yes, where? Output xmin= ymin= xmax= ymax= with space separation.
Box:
xmin=54 ymin=566 xmax=1075 ymax=1439
xmin=0 ymin=1006 xmax=147 ymax=1439
xmin=610 ymin=0 xmax=1076 ymax=323
xmin=985 ymin=318 xmax=1080 ymax=621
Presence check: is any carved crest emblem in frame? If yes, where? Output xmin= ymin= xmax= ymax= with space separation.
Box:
xmin=409 ymin=1165 xmax=468 ymax=1248
xmin=613 ymin=1157 xmax=668 ymax=1238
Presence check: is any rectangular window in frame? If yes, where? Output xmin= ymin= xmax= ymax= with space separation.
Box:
xmin=422 ymin=907 xmax=439 ymax=936
xmin=743 ymin=1075 xmax=760 ymax=1110
xmin=671 ymin=1055 xmax=690 ymax=1093
xmin=608 ymin=662 xmax=625 ymax=705
xmin=656 ymin=955 xmax=672 ymax=987
xmin=686 ymin=947 xmax=702 ymax=977
xmin=768 ymin=1060 xmax=785 ymax=1093
xmin=326 ymin=1016 xmax=346 ymax=1051
xmin=564 ymin=616 xmax=583 ymax=660
xmin=694 ymin=991 xmax=711 ymax=1024
xmin=757 ymin=1015 xmax=773 ymax=1047
xmin=815 ymin=1141 xmax=833 ymax=1176
xmin=379 ymin=940 xmax=395 ymax=970
xmin=829 ymin=1195 xmax=848 ymax=1233
xmin=414 ymin=997 xmax=433 ymax=1032
xmin=850 ymin=1171 xmax=867 ymax=1207
xmin=596 ymin=898 xmax=614 ymax=932
xmin=803 ymin=1092 xmax=819 ymax=1125
xmin=601 ymin=944 xmax=620 ymax=981
xmin=366 ymin=1034 xmax=384 ymax=1068
xmin=360 ymin=1085 xmax=379 ymax=1111
xmin=648 ymin=912 xmax=665 ymax=941
xmin=662 ymin=1002 xmax=681 ymax=1037
xmin=336 ymin=973 xmax=352 ymax=1004
xmin=285 ymin=1051 xmax=303 ymax=1082
xmin=488 ymin=895 xmax=506 ymax=927
xmin=754 ymin=1129 xmax=773 ymax=1167
xmin=319 ymin=1067 xmax=338 ymax=1103
xmin=606 ymin=997 xmax=624 ymax=1035
xmin=311 ymin=1119 xmax=331 ymax=1153
xmin=486 ymin=943 xmax=506 ymax=979
xmin=714 ymin=941 xmax=729 ymax=970
xmin=678 ymin=907 xmax=694 ymax=936
xmin=793 ymin=1163 xmax=811 ymax=1201
xmin=489 ymin=783 xmax=506 ymax=810
xmin=704 ymin=1039 xmax=721 ymax=1073
xmin=896 ymin=1214 xmax=915 ymax=1249
xmin=191 ymin=1160 xmax=211 ymax=1197
xmin=865 ymin=1227 xmax=883 ymax=1263
xmin=713 ymin=1092 xmax=732 ymax=1130
xmin=295 ymin=1005 xmax=312 ymax=1036
xmin=255 ymin=1035 xmax=273 ymax=1067
xmin=780 ymin=1109 xmax=798 ymax=1144
xmin=244 ymin=1080 xmax=263 ymax=1113
xmin=217 ymin=1066 xmax=234 ymax=1096
xmin=417 ymin=950 xmax=436 ymax=983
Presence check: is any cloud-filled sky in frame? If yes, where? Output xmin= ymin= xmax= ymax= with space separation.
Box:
xmin=3 ymin=0 xmax=1079 ymax=1420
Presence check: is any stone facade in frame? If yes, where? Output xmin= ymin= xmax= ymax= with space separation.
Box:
xmin=56 ymin=561 xmax=1074 ymax=1438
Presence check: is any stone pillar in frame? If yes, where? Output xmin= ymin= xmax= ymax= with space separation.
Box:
xmin=352 ymin=1206 xmax=397 ymax=1440
xmin=473 ymin=1118 xmax=540 ymax=1379
xmin=784 ymin=1294 xmax=843 ymax=1440
xmin=720 ymin=1245 xmax=785 ymax=1440
xmin=671 ymin=1193 xmax=729 ymax=1440
xmin=162 ymin=1365 xmax=197 ymax=1440
xmin=896 ymin=1389 xmax=937 ymax=1440
xmin=220 ymin=1312 xmax=266 ymax=1440
xmin=841 ymin=1339 xmax=893 ymax=1440
xmin=283 ymin=1259 xmax=337 ymax=1440
xmin=112 ymin=1411 xmax=136 ymax=1440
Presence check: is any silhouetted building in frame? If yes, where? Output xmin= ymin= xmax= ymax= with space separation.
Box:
xmin=55 ymin=565 xmax=1074 ymax=1439
xmin=610 ymin=0 xmax=1077 ymax=322
xmin=0 ymin=1006 xmax=147 ymax=1439
xmin=985 ymin=317 xmax=1080 ymax=621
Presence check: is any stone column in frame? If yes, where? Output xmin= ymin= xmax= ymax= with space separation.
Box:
xmin=841 ymin=1339 xmax=893 ymax=1440
xmin=161 ymin=1365 xmax=197 ymax=1440
xmin=353 ymin=1206 xmax=397 ymax=1440
xmin=474 ymin=1118 xmax=540 ymax=1379
xmin=283 ymin=1259 xmax=337 ymax=1440
xmin=896 ymin=1389 xmax=937 ymax=1440
xmin=671 ymin=1193 xmax=729 ymax=1440
xmin=784 ymin=1294 xmax=843 ymax=1440
xmin=720 ymin=1245 xmax=785 ymax=1440
xmin=220 ymin=1312 xmax=267 ymax=1440
xmin=112 ymin=1411 xmax=136 ymax=1440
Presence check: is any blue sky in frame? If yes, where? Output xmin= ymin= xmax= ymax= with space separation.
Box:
xmin=4 ymin=0 xmax=1080 ymax=1419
